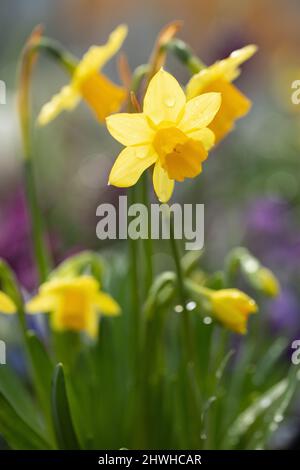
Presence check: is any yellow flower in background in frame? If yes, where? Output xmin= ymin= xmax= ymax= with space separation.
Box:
xmin=210 ymin=288 xmax=257 ymax=334
xmin=0 ymin=291 xmax=16 ymax=314
xmin=107 ymin=69 xmax=221 ymax=202
xmin=255 ymin=267 xmax=280 ymax=297
xmin=38 ymin=25 xmax=127 ymax=125
xmin=186 ymin=45 xmax=257 ymax=143
xmin=26 ymin=275 xmax=120 ymax=338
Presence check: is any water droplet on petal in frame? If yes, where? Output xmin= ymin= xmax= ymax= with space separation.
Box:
xmin=165 ymin=97 xmax=176 ymax=108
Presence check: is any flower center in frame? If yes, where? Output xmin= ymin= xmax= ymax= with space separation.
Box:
xmin=153 ymin=127 xmax=207 ymax=182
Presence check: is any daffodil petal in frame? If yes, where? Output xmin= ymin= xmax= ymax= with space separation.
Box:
xmin=41 ymin=275 xmax=99 ymax=295
xmin=37 ymin=85 xmax=80 ymax=126
xmin=0 ymin=292 xmax=16 ymax=314
xmin=143 ymin=69 xmax=186 ymax=126
xmin=223 ymin=44 xmax=258 ymax=81
xmin=153 ymin=162 xmax=175 ymax=203
xmin=94 ymin=292 xmax=121 ymax=316
xmin=75 ymin=24 xmax=128 ymax=82
xmin=26 ymin=293 xmax=57 ymax=314
xmin=106 ymin=113 xmax=154 ymax=146
xmin=186 ymin=127 xmax=215 ymax=150
xmin=109 ymin=146 xmax=157 ymax=187
xmin=179 ymin=93 xmax=221 ymax=133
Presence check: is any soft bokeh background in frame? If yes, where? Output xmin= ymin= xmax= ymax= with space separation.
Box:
xmin=1 ymin=0 xmax=300 ymax=448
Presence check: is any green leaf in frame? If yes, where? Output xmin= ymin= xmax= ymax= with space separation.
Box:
xmin=26 ymin=330 xmax=54 ymax=423
xmin=0 ymin=392 xmax=52 ymax=449
xmin=51 ymin=363 xmax=80 ymax=449
xmin=226 ymin=366 xmax=300 ymax=448
xmin=0 ymin=366 xmax=42 ymax=432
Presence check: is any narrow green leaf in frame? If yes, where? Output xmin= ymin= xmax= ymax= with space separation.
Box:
xmin=0 ymin=366 xmax=42 ymax=432
xmin=0 ymin=393 xmax=52 ymax=450
xmin=226 ymin=367 xmax=300 ymax=448
xmin=51 ymin=363 xmax=80 ymax=449
xmin=26 ymin=330 xmax=54 ymax=420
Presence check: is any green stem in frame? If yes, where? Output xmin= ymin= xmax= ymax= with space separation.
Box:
xmin=35 ymin=38 xmax=77 ymax=75
xmin=18 ymin=30 xmax=52 ymax=283
xmin=24 ymin=159 xmax=51 ymax=282
xmin=169 ymin=216 xmax=194 ymax=363
xmin=128 ymin=186 xmax=140 ymax=340
xmin=141 ymin=172 xmax=153 ymax=295
xmin=164 ymin=38 xmax=206 ymax=75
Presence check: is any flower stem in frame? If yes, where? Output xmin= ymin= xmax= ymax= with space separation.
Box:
xmin=18 ymin=27 xmax=52 ymax=283
xmin=24 ymin=159 xmax=52 ymax=282
xmin=169 ymin=215 xmax=194 ymax=363
xmin=128 ymin=186 xmax=140 ymax=338
xmin=140 ymin=172 xmax=153 ymax=295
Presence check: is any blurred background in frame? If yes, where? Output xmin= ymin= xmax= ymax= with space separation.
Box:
xmin=1 ymin=0 xmax=300 ymax=448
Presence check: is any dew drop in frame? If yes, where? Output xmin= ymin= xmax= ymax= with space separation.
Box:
xmin=274 ymin=414 xmax=283 ymax=423
xmin=203 ymin=316 xmax=212 ymax=325
xmin=261 ymin=398 xmax=271 ymax=409
xmin=175 ymin=304 xmax=184 ymax=313
xmin=164 ymin=97 xmax=176 ymax=108
xmin=186 ymin=301 xmax=197 ymax=311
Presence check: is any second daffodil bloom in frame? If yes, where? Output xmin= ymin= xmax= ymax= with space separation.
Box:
xmin=210 ymin=288 xmax=257 ymax=334
xmin=186 ymin=45 xmax=257 ymax=143
xmin=38 ymin=25 xmax=127 ymax=125
xmin=0 ymin=291 xmax=16 ymax=314
xmin=26 ymin=275 xmax=120 ymax=338
xmin=107 ymin=69 xmax=221 ymax=202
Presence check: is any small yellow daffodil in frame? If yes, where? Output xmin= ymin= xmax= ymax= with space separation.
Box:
xmin=0 ymin=291 xmax=16 ymax=314
xmin=26 ymin=275 xmax=120 ymax=338
xmin=107 ymin=68 xmax=221 ymax=202
xmin=186 ymin=45 xmax=257 ymax=143
xmin=210 ymin=288 xmax=257 ymax=334
xmin=38 ymin=25 xmax=128 ymax=125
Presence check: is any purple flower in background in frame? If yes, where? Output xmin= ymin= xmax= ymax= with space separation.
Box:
xmin=245 ymin=197 xmax=300 ymax=269
xmin=246 ymin=197 xmax=288 ymax=237
xmin=245 ymin=197 xmax=300 ymax=334
xmin=268 ymin=289 xmax=300 ymax=337
xmin=0 ymin=189 xmax=37 ymax=290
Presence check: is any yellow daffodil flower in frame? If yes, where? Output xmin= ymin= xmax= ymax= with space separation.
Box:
xmin=186 ymin=45 xmax=257 ymax=143
xmin=26 ymin=275 xmax=120 ymax=338
xmin=0 ymin=291 xmax=16 ymax=314
xmin=210 ymin=288 xmax=257 ymax=334
xmin=107 ymin=68 xmax=221 ymax=202
xmin=38 ymin=25 xmax=128 ymax=125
